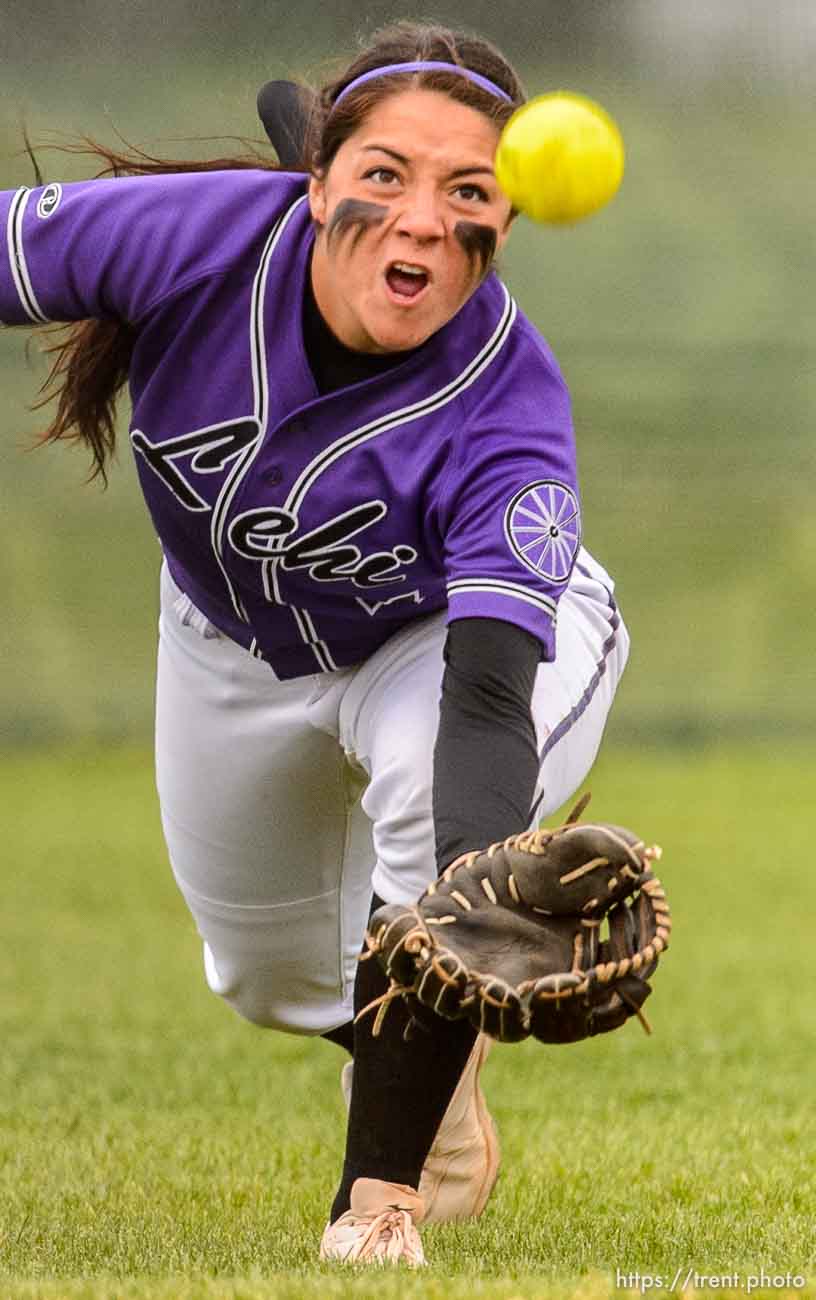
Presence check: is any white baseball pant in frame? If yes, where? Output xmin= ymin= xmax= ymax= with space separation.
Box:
xmin=155 ymin=555 xmax=629 ymax=1035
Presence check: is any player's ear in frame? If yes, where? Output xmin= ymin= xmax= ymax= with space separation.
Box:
xmin=308 ymin=174 xmax=327 ymax=226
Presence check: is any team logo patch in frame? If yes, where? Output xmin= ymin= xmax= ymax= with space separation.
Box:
xmin=36 ymin=183 xmax=62 ymax=219
xmin=504 ymin=479 xmax=581 ymax=583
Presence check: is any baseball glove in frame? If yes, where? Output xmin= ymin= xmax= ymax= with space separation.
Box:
xmin=362 ymin=798 xmax=671 ymax=1044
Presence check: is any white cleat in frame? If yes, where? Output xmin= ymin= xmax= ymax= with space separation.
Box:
xmin=340 ymin=1032 xmax=500 ymax=1223
xmin=319 ymin=1177 xmax=426 ymax=1266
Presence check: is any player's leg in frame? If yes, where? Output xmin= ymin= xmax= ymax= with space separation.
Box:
xmin=155 ymin=563 xmax=372 ymax=1036
xmin=328 ymin=614 xmax=483 ymax=1227
xmin=327 ymin=560 xmax=628 ymax=1227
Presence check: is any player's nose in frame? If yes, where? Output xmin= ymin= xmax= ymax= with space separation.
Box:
xmin=394 ymin=185 xmax=446 ymax=242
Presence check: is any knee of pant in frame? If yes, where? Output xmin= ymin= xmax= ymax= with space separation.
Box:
xmin=202 ymin=943 xmax=288 ymax=1029
xmin=202 ymin=943 xmax=351 ymax=1034
xmin=230 ymin=985 xmax=287 ymax=1029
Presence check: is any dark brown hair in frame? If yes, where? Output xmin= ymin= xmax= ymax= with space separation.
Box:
xmin=32 ymin=23 xmax=524 ymax=480
xmin=306 ymin=22 xmax=524 ymax=174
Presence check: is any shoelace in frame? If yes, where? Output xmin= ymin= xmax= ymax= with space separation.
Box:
xmin=348 ymin=1208 xmax=419 ymax=1263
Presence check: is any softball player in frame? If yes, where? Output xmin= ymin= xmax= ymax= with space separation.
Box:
xmin=1 ymin=23 xmax=629 ymax=1265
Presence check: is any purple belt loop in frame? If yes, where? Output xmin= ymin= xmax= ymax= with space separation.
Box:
xmin=331 ymin=61 xmax=514 ymax=111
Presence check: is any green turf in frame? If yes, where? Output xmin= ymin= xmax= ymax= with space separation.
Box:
xmin=0 ymin=743 xmax=813 ymax=1298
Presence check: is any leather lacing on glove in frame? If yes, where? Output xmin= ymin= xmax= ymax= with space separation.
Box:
xmin=358 ymin=796 xmax=672 ymax=1045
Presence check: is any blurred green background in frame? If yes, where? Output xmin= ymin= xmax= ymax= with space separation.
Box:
xmin=1 ymin=0 xmax=814 ymax=748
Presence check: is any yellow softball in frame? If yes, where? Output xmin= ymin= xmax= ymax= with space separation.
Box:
xmin=494 ymin=92 xmax=625 ymax=225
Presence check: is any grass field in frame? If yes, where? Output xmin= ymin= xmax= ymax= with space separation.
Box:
xmin=1 ymin=742 xmax=813 ymax=1299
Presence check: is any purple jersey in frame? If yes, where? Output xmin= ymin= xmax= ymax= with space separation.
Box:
xmin=1 ymin=171 xmax=583 ymax=678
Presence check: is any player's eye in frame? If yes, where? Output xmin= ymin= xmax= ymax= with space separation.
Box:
xmin=454 ymin=182 xmax=490 ymax=203
xmin=363 ymin=166 xmax=400 ymax=186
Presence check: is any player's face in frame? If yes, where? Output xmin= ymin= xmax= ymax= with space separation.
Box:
xmin=308 ymin=89 xmax=514 ymax=353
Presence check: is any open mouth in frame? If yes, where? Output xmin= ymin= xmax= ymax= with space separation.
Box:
xmin=385 ymin=261 xmax=430 ymax=303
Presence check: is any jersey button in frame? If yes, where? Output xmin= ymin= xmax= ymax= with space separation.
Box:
xmin=264 ymin=465 xmax=283 ymax=485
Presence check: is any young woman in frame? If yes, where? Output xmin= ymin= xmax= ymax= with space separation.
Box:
xmin=2 ymin=23 xmax=629 ymax=1265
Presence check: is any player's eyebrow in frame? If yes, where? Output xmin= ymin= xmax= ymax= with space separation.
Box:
xmin=361 ymin=145 xmax=410 ymax=164
xmin=446 ymin=166 xmax=495 ymax=181
xmin=361 ymin=146 xmax=495 ymax=180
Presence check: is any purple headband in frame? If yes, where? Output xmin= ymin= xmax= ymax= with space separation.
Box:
xmin=331 ymin=61 xmax=513 ymax=111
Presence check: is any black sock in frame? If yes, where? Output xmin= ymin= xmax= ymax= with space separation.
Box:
xmin=329 ymin=928 xmax=478 ymax=1223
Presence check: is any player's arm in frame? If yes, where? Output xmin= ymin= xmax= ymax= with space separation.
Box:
xmin=433 ymin=618 xmax=540 ymax=870
xmin=431 ymin=341 xmax=579 ymax=865
xmin=0 ymin=171 xmax=259 ymax=328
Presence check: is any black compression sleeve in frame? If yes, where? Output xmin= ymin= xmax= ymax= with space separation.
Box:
xmin=433 ymin=617 xmax=542 ymax=873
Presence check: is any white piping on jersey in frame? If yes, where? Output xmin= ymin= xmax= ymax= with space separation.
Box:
xmin=6 ymin=189 xmax=49 ymax=324
xmin=261 ymin=280 xmax=517 ymax=670
xmin=282 ymin=284 xmax=517 ymax=519
xmin=265 ymin=554 xmax=283 ymax=605
xmin=258 ymin=536 xmax=345 ymax=673
xmin=257 ymin=503 xmax=338 ymax=677
xmin=292 ymin=606 xmax=337 ymax=672
xmin=446 ymin=577 xmax=558 ymax=622
xmin=208 ymin=195 xmax=308 ymax=625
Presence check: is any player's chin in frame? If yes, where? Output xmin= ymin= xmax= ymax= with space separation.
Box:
xmin=367 ymin=285 xmax=462 ymax=352
xmin=365 ymin=305 xmax=440 ymax=353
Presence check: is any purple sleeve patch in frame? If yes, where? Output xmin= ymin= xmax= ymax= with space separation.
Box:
xmin=441 ymin=441 xmax=581 ymax=659
xmin=503 ymin=479 xmax=581 ymax=582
